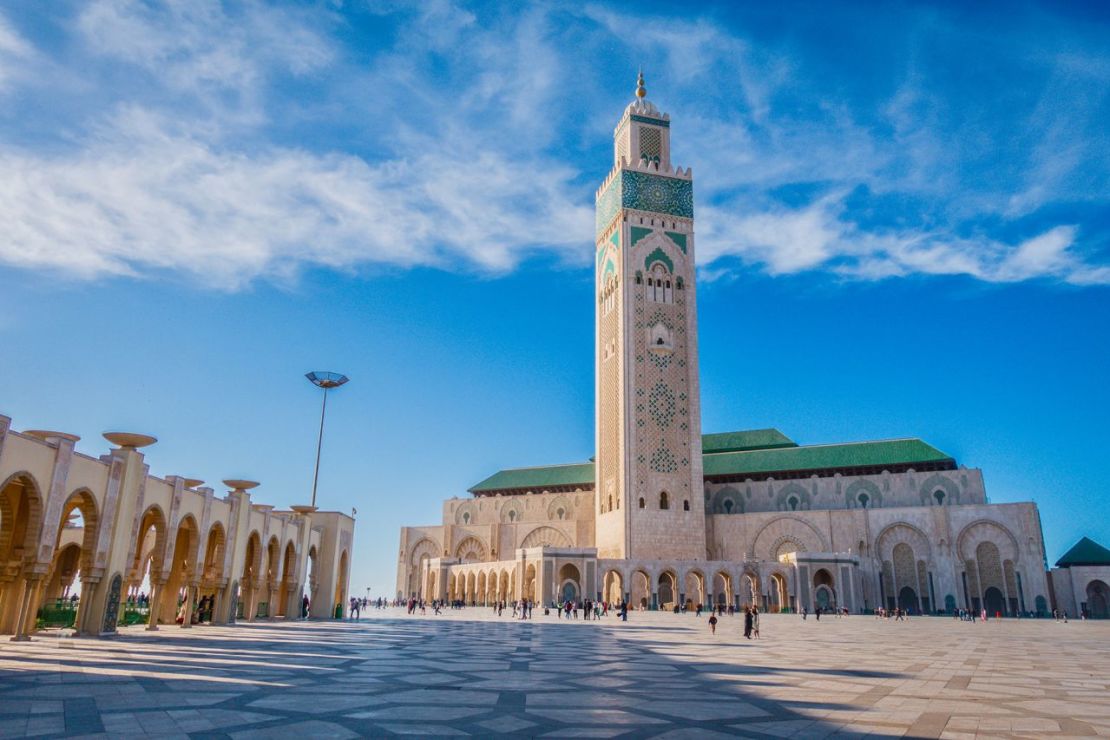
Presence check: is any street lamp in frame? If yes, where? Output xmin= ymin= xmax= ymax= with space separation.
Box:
xmin=305 ymin=371 xmax=349 ymax=509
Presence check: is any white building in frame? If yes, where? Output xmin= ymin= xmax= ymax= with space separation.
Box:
xmin=397 ymin=74 xmax=1100 ymax=619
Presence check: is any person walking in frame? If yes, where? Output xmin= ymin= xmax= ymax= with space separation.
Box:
xmin=752 ymin=606 xmax=760 ymax=638
xmin=743 ymin=606 xmax=753 ymax=639
xmin=708 ymin=612 xmax=718 ymax=634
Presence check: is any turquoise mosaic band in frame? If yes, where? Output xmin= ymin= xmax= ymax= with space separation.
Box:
xmin=596 ymin=170 xmax=694 ymax=239
xmin=631 ymin=114 xmax=669 ymax=128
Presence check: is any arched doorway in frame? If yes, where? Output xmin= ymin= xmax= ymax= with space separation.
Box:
xmin=263 ymin=537 xmax=280 ymax=618
xmin=199 ymin=523 xmax=226 ymax=623
xmin=161 ymin=516 xmax=200 ymax=628
xmin=631 ymin=570 xmax=651 ymax=609
xmin=813 ymin=568 xmax=835 ymax=611
xmin=40 ymin=490 xmax=99 ymax=631
xmin=770 ymin=572 xmax=788 ymax=612
xmin=898 ymin=586 xmax=917 ymax=613
xmin=333 ymin=550 xmax=348 ymax=618
xmin=241 ymin=532 xmax=262 ymax=620
xmin=742 ymin=572 xmax=760 ymax=608
xmin=1034 ymin=594 xmax=1048 ymax=617
xmin=658 ymin=571 xmax=677 ymax=610
xmin=713 ymin=571 xmax=731 ymax=607
xmin=684 ymin=570 xmax=705 ymax=609
xmin=603 ymin=570 xmax=623 ymax=604
xmin=1085 ymin=580 xmax=1108 ymax=619
xmin=0 ymin=472 xmax=45 ymax=636
xmin=306 ymin=545 xmax=318 ymax=613
xmin=523 ymin=564 xmax=537 ymax=602
xmin=128 ymin=506 xmax=167 ymax=628
xmin=558 ymin=563 xmax=581 ymax=604
xmin=277 ymin=541 xmax=296 ymax=617
xmin=983 ymin=586 xmax=1005 ymax=617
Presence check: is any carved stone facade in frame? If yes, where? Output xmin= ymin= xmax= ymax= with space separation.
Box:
xmin=395 ymin=78 xmax=1069 ymax=618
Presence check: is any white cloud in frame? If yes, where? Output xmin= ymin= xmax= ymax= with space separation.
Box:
xmin=0 ymin=11 xmax=34 ymax=91
xmin=0 ymin=1 xmax=1106 ymax=290
xmin=701 ymin=194 xmax=1106 ymax=285
xmin=0 ymin=107 xmax=591 ymax=289
xmin=75 ymin=0 xmax=334 ymax=121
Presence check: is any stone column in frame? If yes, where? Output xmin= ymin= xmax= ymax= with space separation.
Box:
xmin=146 ymin=579 xmax=166 ymax=631
xmin=10 ymin=578 xmax=43 ymax=641
xmin=180 ymin=584 xmax=197 ymax=628
xmin=73 ymin=576 xmax=101 ymax=635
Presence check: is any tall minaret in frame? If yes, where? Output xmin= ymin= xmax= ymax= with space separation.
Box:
xmin=595 ymin=72 xmax=705 ymax=561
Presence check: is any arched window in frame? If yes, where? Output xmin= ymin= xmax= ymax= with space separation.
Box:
xmin=647 ymin=264 xmax=673 ymax=304
xmin=788 ymin=496 xmax=799 ymax=511
xmin=463 ymin=512 xmax=471 ymax=524
xmin=858 ymin=493 xmax=869 ymax=509
xmin=556 ymin=507 xmax=566 ymax=520
xmin=659 ymin=491 xmax=669 ymax=510
xmin=683 ymin=499 xmax=690 ymax=511
xmin=933 ymin=490 xmax=945 ymax=505
xmin=638 ymin=497 xmax=645 ymax=509
xmin=608 ymin=495 xmax=613 ymax=512
xmin=723 ymin=499 xmax=734 ymax=514
xmin=508 ymin=510 xmax=517 ymax=522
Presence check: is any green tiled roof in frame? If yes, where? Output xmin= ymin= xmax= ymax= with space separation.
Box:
xmin=468 ymin=462 xmax=595 ymax=494
xmin=1055 ymin=537 xmax=1110 ymax=568
xmin=468 ymin=433 xmax=954 ymax=493
xmin=702 ymin=438 xmax=953 ymax=479
xmin=701 ymin=429 xmax=797 ymax=454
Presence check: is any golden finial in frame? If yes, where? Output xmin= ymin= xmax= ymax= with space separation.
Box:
xmin=635 ymin=68 xmax=646 ymax=99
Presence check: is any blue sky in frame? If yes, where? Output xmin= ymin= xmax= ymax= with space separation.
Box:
xmin=0 ymin=1 xmax=1107 ymax=596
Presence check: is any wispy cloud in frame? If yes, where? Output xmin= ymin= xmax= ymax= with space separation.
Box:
xmin=0 ymin=106 xmax=590 ymax=289
xmin=0 ymin=1 xmax=1106 ymax=288
xmin=0 ymin=10 xmax=34 ymax=92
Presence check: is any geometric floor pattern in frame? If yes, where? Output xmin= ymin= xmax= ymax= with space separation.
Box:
xmin=0 ymin=611 xmax=1108 ymax=738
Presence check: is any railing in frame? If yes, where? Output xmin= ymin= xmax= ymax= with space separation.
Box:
xmin=36 ymin=600 xmax=78 ymax=629
xmin=121 ymin=605 xmax=150 ymax=626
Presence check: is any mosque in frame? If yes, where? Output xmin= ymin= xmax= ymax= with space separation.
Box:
xmin=395 ymin=74 xmax=1110 ymax=619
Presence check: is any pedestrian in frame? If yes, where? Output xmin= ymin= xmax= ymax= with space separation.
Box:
xmin=802 ymin=606 xmax=808 ymax=620
xmin=752 ymin=606 xmax=761 ymax=638
xmin=708 ymin=612 xmax=718 ymax=634
xmin=743 ymin=606 xmax=753 ymax=639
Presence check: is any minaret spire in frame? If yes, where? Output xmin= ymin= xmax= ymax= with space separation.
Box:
xmin=635 ymin=68 xmax=647 ymax=99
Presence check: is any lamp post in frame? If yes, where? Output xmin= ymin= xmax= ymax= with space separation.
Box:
xmin=305 ymin=371 xmax=349 ymax=509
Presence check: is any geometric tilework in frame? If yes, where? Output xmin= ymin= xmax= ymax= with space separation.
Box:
xmin=622 ymin=171 xmax=693 ymax=219
xmin=664 ymin=231 xmax=688 ymax=253
xmin=2 ymin=615 xmax=1104 ymax=738
xmin=648 ymin=382 xmax=676 ymax=429
xmin=650 ymin=443 xmax=678 ymax=473
xmin=644 ymin=246 xmax=673 ymax=273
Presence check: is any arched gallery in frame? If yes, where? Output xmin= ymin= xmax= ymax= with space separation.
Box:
xmin=0 ymin=414 xmax=354 ymax=639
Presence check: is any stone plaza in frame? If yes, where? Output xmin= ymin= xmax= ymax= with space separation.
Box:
xmin=1 ymin=610 xmax=1108 ymax=738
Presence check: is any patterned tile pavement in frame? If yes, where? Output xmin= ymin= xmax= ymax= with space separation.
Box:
xmin=0 ymin=610 xmax=1108 ymax=738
